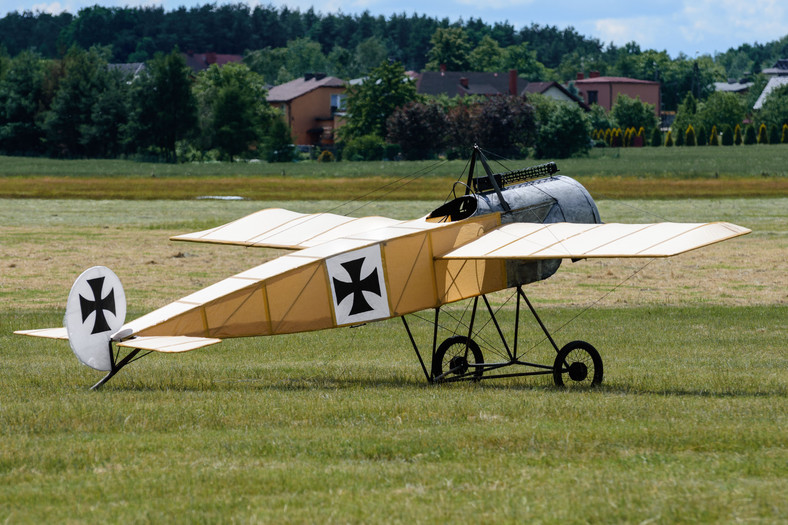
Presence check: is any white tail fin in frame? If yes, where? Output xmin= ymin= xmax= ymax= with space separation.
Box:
xmin=64 ymin=266 xmax=127 ymax=371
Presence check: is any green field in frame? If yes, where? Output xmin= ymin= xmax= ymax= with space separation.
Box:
xmin=2 ymin=146 xmax=788 ymax=200
xmin=1 ymin=191 xmax=786 ymax=522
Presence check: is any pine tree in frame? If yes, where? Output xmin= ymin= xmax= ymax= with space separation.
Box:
xmin=665 ymin=130 xmax=673 ymax=147
xmin=782 ymin=124 xmax=788 ymax=144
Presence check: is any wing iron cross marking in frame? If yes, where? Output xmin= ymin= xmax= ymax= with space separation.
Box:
xmin=332 ymin=257 xmax=381 ymax=315
xmin=79 ymin=277 xmax=116 ymax=334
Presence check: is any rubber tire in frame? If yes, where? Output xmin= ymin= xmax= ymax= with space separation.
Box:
xmin=553 ymin=340 xmax=603 ymax=388
xmin=432 ymin=335 xmax=484 ymax=381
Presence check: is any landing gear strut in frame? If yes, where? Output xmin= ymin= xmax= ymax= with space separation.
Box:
xmin=402 ymin=286 xmax=604 ymax=388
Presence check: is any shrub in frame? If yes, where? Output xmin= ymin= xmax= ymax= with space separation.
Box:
xmin=386 ymin=101 xmax=448 ymax=160
xmin=757 ymin=123 xmax=768 ymax=144
xmin=768 ymin=124 xmax=781 ymax=145
xmin=534 ymin=101 xmax=592 ymax=159
xmin=744 ymin=124 xmax=757 ymax=145
xmin=674 ymin=125 xmax=685 ymax=146
xmin=650 ymin=127 xmax=662 ymax=147
xmin=697 ymin=124 xmax=708 ymax=146
xmin=782 ymin=124 xmax=788 ymax=144
xmin=665 ymin=130 xmax=673 ymax=147
xmin=709 ymin=125 xmax=719 ymax=146
xmin=317 ymin=150 xmax=335 ymax=162
xmin=721 ymin=125 xmax=734 ymax=146
xmin=610 ymin=128 xmax=622 ymax=147
xmin=342 ymin=134 xmax=385 ymax=161
xmin=734 ymin=124 xmax=743 ymax=145
xmin=685 ymin=124 xmax=696 ymax=146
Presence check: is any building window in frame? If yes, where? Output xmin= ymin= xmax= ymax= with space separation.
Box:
xmin=331 ymin=94 xmax=346 ymax=113
xmin=587 ymin=90 xmax=598 ymax=105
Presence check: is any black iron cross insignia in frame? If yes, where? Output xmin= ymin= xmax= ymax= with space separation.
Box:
xmin=332 ymin=257 xmax=381 ymax=315
xmin=79 ymin=277 xmax=116 ymax=334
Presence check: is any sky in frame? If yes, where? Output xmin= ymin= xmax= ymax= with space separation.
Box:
xmin=4 ymin=0 xmax=787 ymax=59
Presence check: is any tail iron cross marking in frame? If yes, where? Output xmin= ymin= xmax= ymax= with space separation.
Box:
xmin=332 ymin=257 xmax=381 ymax=315
xmin=79 ymin=277 xmax=116 ymax=334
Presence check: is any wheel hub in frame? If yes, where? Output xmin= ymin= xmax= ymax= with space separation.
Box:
xmin=448 ymin=355 xmax=468 ymax=374
xmin=568 ymin=361 xmax=588 ymax=381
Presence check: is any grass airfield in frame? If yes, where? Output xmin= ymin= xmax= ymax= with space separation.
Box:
xmin=1 ymin=193 xmax=786 ymax=522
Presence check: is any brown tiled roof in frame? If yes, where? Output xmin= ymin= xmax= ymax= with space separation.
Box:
xmin=182 ymin=52 xmax=243 ymax=73
xmin=416 ymin=71 xmax=522 ymax=96
xmin=575 ymin=76 xmax=659 ymax=85
xmin=267 ymin=74 xmax=346 ymax=103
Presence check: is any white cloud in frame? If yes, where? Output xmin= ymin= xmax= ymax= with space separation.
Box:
xmin=592 ymin=16 xmax=671 ymax=50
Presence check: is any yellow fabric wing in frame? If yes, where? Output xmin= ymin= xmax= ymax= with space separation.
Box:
xmin=170 ymin=208 xmax=403 ymax=250
xmin=439 ymin=221 xmax=750 ymax=260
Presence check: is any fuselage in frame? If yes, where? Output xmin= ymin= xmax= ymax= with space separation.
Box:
xmin=123 ymin=175 xmax=602 ymax=340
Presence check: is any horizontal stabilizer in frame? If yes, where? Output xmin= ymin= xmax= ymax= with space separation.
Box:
xmin=14 ymin=327 xmax=69 ymax=340
xmin=116 ymin=335 xmax=222 ymax=353
xmin=440 ymin=221 xmax=751 ymax=260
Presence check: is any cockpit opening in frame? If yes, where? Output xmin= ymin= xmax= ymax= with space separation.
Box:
xmin=426 ymin=195 xmax=478 ymax=223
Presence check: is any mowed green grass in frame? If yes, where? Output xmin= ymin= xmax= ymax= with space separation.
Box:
xmin=2 ymin=146 xmax=788 ymax=200
xmin=1 ymin=197 xmax=786 ymax=522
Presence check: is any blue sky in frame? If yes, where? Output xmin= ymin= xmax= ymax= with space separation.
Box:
xmin=4 ymin=0 xmax=787 ymax=58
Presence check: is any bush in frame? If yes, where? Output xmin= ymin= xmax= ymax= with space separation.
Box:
xmin=768 ymin=124 xmax=780 ymax=145
xmin=721 ymin=125 xmax=734 ymax=146
xmin=758 ymin=123 xmax=768 ymax=144
xmin=386 ymin=101 xmax=448 ymax=160
xmin=674 ymin=124 xmax=685 ymax=146
xmin=665 ymin=130 xmax=673 ymax=147
xmin=650 ymin=127 xmax=662 ymax=147
xmin=696 ymin=124 xmax=708 ymax=146
xmin=534 ymin=101 xmax=592 ymax=159
xmin=782 ymin=124 xmax=788 ymax=144
xmin=734 ymin=124 xmax=743 ymax=145
xmin=744 ymin=124 xmax=757 ymax=145
xmin=342 ymin=134 xmax=385 ymax=161
xmin=709 ymin=125 xmax=719 ymax=146
xmin=317 ymin=150 xmax=335 ymax=162
xmin=685 ymin=124 xmax=696 ymax=146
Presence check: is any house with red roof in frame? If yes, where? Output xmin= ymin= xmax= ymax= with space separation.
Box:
xmin=266 ymin=73 xmax=347 ymax=147
xmin=574 ymin=72 xmax=661 ymax=115
xmin=182 ymin=52 xmax=243 ymax=74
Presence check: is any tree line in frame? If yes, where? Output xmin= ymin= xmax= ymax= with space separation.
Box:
xmin=0 ymin=47 xmax=290 ymax=161
xmin=3 ymin=42 xmax=788 ymax=163
xmin=2 ymin=4 xmax=788 ymax=111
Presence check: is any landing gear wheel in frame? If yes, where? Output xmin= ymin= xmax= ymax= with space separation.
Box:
xmin=432 ymin=335 xmax=484 ymax=381
xmin=553 ymin=340 xmax=603 ymax=388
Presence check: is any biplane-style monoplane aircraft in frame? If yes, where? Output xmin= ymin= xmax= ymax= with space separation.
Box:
xmin=17 ymin=147 xmax=750 ymax=389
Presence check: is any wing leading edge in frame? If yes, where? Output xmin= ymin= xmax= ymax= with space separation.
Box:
xmin=170 ymin=208 xmax=403 ymax=250
xmin=439 ymin=221 xmax=750 ymax=260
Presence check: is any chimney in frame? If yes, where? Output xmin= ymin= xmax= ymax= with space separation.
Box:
xmin=577 ymin=72 xmax=584 ymax=80
xmin=460 ymin=77 xmax=469 ymax=89
xmin=509 ymin=69 xmax=518 ymax=95
xmin=304 ymin=73 xmax=314 ymax=81
xmin=590 ymin=71 xmax=600 ymax=78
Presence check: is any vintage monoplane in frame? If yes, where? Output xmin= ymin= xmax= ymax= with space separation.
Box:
xmin=16 ymin=147 xmax=750 ymax=389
